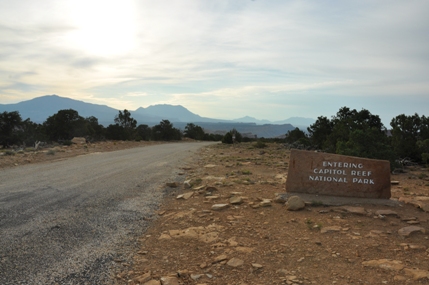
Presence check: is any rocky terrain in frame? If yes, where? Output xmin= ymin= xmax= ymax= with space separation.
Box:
xmin=115 ymin=143 xmax=429 ymax=285
xmin=2 ymin=140 xmax=429 ymax=284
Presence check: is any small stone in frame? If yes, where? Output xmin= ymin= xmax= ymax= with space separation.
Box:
xmin=183 ymin=180 xmax=192 ymax=188
xmin=212 ymin=204 xmax=229 ymax=211
xmin=420 ymin=204 xmax=429 ymax=212
xmin=273 ymin=194 xmax=287 ymax=203
xmin=193 ymin=185 xmax=205 ymax=191
xmin=166 ymin=182 xmax=178 ymax=188
xmin=177 ymin=270 xmax=189 ymax=277
xmin=401 ymin=217 xmax=417 ymax=221
xmin=227 ymin=257 xmax=244 ymax=267
xmin=205 ymin=195 xmax=220 ymax=200
xmin=252 ymin=263 xmax=263 ymax=269
xmin=320 ymin=226 xmax=342 ymax=234
xmin=362 ymin=259 xmax=404 ymax=271
xmin=204 ymin=164 xmax=217 ymax=168
xmin=190 ymin=274 xmax=202 ymax=281
xmin=403 ymin=268 xmax=429 ymax=280
xmin=235 ymin=247 xmax=254 ymax=253
xmin=200 ymin=262 xmax=207 ymax=269
xmin=275 ymin=174 xmax=286 ymax=179
xmin=160 ymin=276 xmax=179 ymax=285
xmin=393 ymin=275 xmax=407 ymax=281
xmin=259 ymin=199 xmax=272 ymax=207
xmin=158 ymin=233 xmax=172 ymax=240
xmin=230 ymin=196 xmax=243 ymax=205
xmin=135 ymin=272 xmax=152 ymax=284
xmin=276 ymin=269 xmax=290 ymax=276
xmin=408 ymin=244 xmax=427 ymax=250
xmin=285 ymin=196 xmax=305 ymax=211
xmin=375 ymin=210 xmax=398 ymax=217
xmin=398 ymin=226 xmax=426 ymax=237
xmin=144 ymin=280 xmax=161 ymax=285
xmin=177 ymin=192 xmax=194 ymax=200
xmin=206 ymin=186 xmax=218 ymax=192
xmin=213 ymin=254 xmax=228 ymax=263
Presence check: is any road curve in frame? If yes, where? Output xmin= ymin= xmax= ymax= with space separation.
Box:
xmin=0 ymin=142 xmax=216 ymax=285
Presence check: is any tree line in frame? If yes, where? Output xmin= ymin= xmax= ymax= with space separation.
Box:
xmin=1 ymin=106 xmax=428 ymax=167
xmin=284 ymin=107 xmax=429 ymax=167
xmin=0 ymin=109 xmax=223 ymax=148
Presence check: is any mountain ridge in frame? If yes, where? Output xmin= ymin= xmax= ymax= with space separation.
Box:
xmin=0 ymin=95 xmax=314 ymax=138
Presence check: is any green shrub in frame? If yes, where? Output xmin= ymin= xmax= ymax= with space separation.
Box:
xmin=418 ymin=173 xmax=428 ymax=179
xmin=4 ymin=150 xmax=15 ymax=156
xmin=191 ymin=178 xmax=202 ymax=187
xmin=305 ymin=219 xmax=314 ymax=229
xmin=311 ymin=200 xmax=324 ymax=207
xmin=253 ymin=141 xmax=267 ymax=148
xmin=222 ymin=129 xmax=242 ymax=144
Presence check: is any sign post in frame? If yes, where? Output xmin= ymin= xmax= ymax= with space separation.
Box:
xmin=286 ymin=149 xmax=391 ymax=199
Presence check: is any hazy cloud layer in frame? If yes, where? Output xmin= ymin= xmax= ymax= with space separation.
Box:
xmin=0 ymin=0 xmax=428 ymax=125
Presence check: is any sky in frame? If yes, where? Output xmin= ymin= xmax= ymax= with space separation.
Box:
xmin=0 ymin=0 xmax=428 ymax=126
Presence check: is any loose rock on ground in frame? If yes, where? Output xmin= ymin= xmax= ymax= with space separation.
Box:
xmin=115 ymin=142 xmax=429 ymax=284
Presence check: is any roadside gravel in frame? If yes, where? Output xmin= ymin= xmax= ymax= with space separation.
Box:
xmin=0 ymin=142 xmax=216 ymax=285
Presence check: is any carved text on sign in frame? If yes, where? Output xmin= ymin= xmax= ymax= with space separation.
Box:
xmin=286 ymin=150 xmax=391 ymax=199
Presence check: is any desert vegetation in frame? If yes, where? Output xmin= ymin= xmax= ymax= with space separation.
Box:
xmin=0 ymin=109 xmax=222 ymax=149
xmin=1 ymin=107 xmax=428 ymax=168
xmin=245 ymin=107 xmax=428 ymax=168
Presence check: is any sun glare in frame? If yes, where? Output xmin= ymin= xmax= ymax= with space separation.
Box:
xmin=65 ymin=0 xmax=136 ymax=56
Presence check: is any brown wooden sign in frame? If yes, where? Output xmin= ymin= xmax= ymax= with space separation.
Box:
xmin=286 ymin=149 xmax=391 ymax=199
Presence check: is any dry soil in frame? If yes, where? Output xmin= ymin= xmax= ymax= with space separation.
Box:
xmin=2 ymin=141 xmax=429 ymax=285
xmin=118 ymin=142 xmax=429 ymax=285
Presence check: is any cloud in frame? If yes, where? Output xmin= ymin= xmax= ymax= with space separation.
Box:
xmin=125 ymin=92 xmax=150 ymax=98
xmin=0 ymin=0 xmax=428 ymax=125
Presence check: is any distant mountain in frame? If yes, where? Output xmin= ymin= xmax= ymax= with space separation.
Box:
xmin=0 ymin=95 xmax=120 ymax=124
xmin=274 ymin=117 xmax=316 ymax=130
xmin=133 ymin=104 xmax=226 ymax=123
xmin=173 ymin=122 xmax=295 ymax=138
xmin=232 ymin=116 xmax=271 ymax=125
xmin=231 ymin=116 xmax=315 ymax=130
xmin=0 ymin=95 xmax=198 ymax=125
xmin=0 ymin=95 xmax=308 ymax=138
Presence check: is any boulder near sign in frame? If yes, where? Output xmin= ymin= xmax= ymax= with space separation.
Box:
xmin=286 ymin=149 xmax=391 ymax=199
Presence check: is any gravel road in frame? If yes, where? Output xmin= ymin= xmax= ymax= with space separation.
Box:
xmin=0 ymin=142 xmax=215 ymax=285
